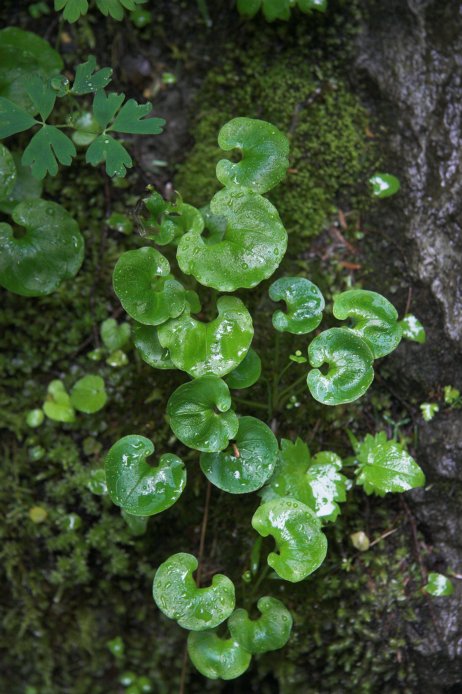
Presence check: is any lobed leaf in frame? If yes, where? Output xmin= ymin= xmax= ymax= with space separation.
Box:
xmin=55 ymin=0 xmax=89 ymax=22
xmin=306 ymin=451 xmax=348 ymax=522
xmin=43 ymin=380 xmax=75 ymax=423
xmin=0 ymin=98 xmax=37 ymax=139
xmin=260 ymin=437 xmax=314 ymax=506
xmin=269 ymin=276 xmax=325 ymax=334
xmin=100 ymin=318 xmax=131 ymax=352
xmin=109 ymin=98 xmax=165 ymax=135
xmin=24 ymin=75 xmax=57 ymax=120
xmin=22 ymin=126 xmax=76 ymax=179
xmin=144 ymin=191 xmax=203 ymax=246
xmin=71 ymin=56 xmax=113 ymax=94
xmin=228 ymin=596 xmax=292 ymax=654
xmin=86 ymin=133 xmax=132 ymax=177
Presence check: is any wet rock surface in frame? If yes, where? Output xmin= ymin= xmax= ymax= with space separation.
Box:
xmin=355 ymin=0 xmax=462 ymax=688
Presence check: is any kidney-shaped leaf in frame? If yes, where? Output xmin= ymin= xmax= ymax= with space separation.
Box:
xmin=113 ymin=247 xmax=186 ymax=326
xmin=187 ymin=629 xmax=251 ymax=680
xmin=70 ymin=375 xmax=107 ymax=414
xmin=167 ymin=376 xmax=239 ymax=453
xmin=0 ymin=199 xmax=84 ymax=297
xmin=269 ymin=276 xmax=325 ymax=334
xmin=228 ymin=596 xmax=292 ymax=654
xmin=200 ymin=416 xmax=278 ymax=494
xmin=216 ymin=117 xmax=289 ymax=194
xmin=177 ymin=187 xmax=287 ymax=292
xmin=307 ymin=328 xmax=374 ymax=405
xmin=225 ymin=348 xmax=261 ymax=390
xmin=158 ymin=296 xmax=253 ymax=378
xmin=152 ymin=552 xmax=235 ymax=631
xmin=333 ymin=289 xmax=402 ymax=358
xmin=133 ymin=323 xmax=175 ymax=370
xmin=105 ymin=435 xmax=186 ymax=516
xmin=252 ymin=497 xmax=327 ymax=582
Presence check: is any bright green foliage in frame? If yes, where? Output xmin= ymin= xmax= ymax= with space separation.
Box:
xmin=0 ymin=149 xmax=42 ymax=213
xmin=306 ymin=451 xmax=348 ymax=522
xmin=0 ymin=199 xmax=84 ymax=297
xmin=216 ymin=118 xmax=289 ymax=194
xmin=112 ymin=247 xmax=186 ymax=326
xmin=23 ymin=125 xmax=76 ymax=179
xmin=420 ymin=402 xmax=439 ymax=421
xmin=158 ymin=297 xmax=254 ymax=378
xmin=86 ymin=468 xmax=108 ymax=495
xmin=132 ymin=323 xmax=175 ymax=370
xmin=228 ymin=596 xmax=292 ymax=653
xmin=225 ymin=348 xmax=261 ymax=389
xmin=43 ymin=380 xmax=76 ymax=423
xmin=333 ymin=289 xmax=402 ymax=359
xmin=269 ymin=276 xmax=325 ymax=334
xmin=152 ymin=553 xmax=235 ymax=631
xmin=307 ymin=328 xmax=375 ymax=405
xmin=424 ymin=573 xmax=454 ymax=597
xmin=400 ymin=313 xmax=426 ymax=344
xmin=237 ymin=0 xmax=327 ymax=21
xmin=26 ymin=408 xmax=45 ymax=428
xmin=144 ymin=190 xmax=203 ymax=246
xmin=369 ymin=172 xmax=401 ymax=198
xmin=167 ymin=376 xmax=239 ymax=452
xmin=443 ymin=385 xmax=460 ymax=405
xmin=55 ymin=0 xmax=146 ymax=22
xmin=354 ymin=432 xmax=425 ymax=496
xmin=70 ymin=375 xmax=107 ymax=414
xmin=187 ymin=630 xmax=251 ymax=680
xmin=100 ymin=318 xmax=131 ymax=352
xmin=105 ymin=435 xmax=186 ymax=516
xmin=252 ymin=498 xmax=328 ymax=582
xmin=200 ymin=416 xmax=278 ymax=493
xmin=177 ymin=186 xmax=287 ymax=292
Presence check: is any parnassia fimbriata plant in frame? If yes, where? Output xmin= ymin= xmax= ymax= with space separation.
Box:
xmin=100 ymin=116 xmax=426 ymax=680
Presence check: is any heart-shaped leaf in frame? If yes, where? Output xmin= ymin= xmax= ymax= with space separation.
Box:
xmin=43 ymin=380 xmax=76 ymax=423
xmin=260 ymin=437 xmax=314 ymax=506
xmin=424 ymin=573 xmax=454 ymax=597
xmin=152 ymin=552 xmax=235 ymax=631
xmin=252 ymin=498 xmax=328 ymax=582
xmin=70 ymin=375 xmax=107 ymax=414
xmin=177 ymin=187 xmax=287 ymax=292
xmin=200 ymin=416 xmax=278 ymax=494
xmin=0 ymin=199 xmax=84 ymax=297
xmin=369 ymin=172 xmax=400 ymax=198
xmin=113 ymin=247 xmax=186 ymax=326
xmin=333 ymin=289 xmax=402 ymax=358
xmin=216 ymin=117 xmax=289 ymax=194
xmin=355 ymin=432 xmax=425 ymax=496
xmin=105 ymin=435 xmax=186 ymax=516
xmin=225 ymin=347 xmax=261 ymax=390
xmin=167 ymin=376 xmax=239 ymax=452
xmin=269 ymin=276 xmax=325 ymax=334
xmin=133 ymin=323 xmax=175 ymax=370
xmin=306 ymin=451 xmax=349 ymax=522
xmin=400 ymin=313 xmax=426 ymax=344
xmin=228 ymin=596 xmax=292 ymax=654
xmin=158 ymin=296 xmax=253 ymax=378
xmin=307 ymin=328 xmax=374 ymax=405
xmin=100 ymin=318 xmax=131 ymax=352
xmin=187 ymin=629 xmax=251 ymax=680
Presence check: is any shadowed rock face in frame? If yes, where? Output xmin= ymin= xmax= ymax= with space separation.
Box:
xmin=355 ymin=0 xmax=462 ymax=688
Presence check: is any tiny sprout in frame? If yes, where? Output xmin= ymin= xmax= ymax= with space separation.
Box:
xmin=107 ymin=635 xmax=124 ymax=658
xmin=424 ymin=573 xmax=454 ymax=597
xmin=29 ymin=506 xmax=48 ymax=523
xmin=26 ymin=409 xmax=44 ymax=428
xmin=420 ymin=402 xmax=439 ymax=422
xmin=369 ymin=172 xmax=401 ymax=198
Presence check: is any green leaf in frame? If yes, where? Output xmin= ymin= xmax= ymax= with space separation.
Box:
xmin=26 ymin=409 xmax=45 ymax=428
xmin=95 ymin=0 xmax=145 ymax=20
xmin=167 ymin=376 xmax=239 ymax=453
xmin=228 ymin=596 xmax=292 ymax=654
xmin=216 ymin=117 xmax=289 ymax=194
xmin=420 ymin=402 xmax=439 ymax=422
xmin=200 ymin=416 xmax=278 ymax=494
xmin=109 ymin=98 xmax=165 ymax=135
xmin=399 ymin=313 xmax=426 ymax=344
xmin=236 ymin=0 xmax=261 ymax=18
xmin=0 ymin=199 xmax=84 ymax=297
xmin=187 ymin=630 xmax=251 ymax=680
xmin=24 ymin=75 xmax=57 ymax=120
xmin=113 ymin=247 xmax=186 ymax=326
xmin=424 ymin=573 xmax=454 ymax=597
xmin=43 ymin=380 xmax=76 ymax=423
xmin=105 ymin=435 xmax=186 ymax=516
xmin=252 ymin=497 xmax=328 ymax=582
xmin=158 ymin=296 xmax=254 ymax=378
xmin=54 ymin=0 xmax=89 ymax=22
xmin=298 ymin=0 xmax=327 ymax=12
xmin=71 ymin=56 xmax=113 ymax=94
xmin=106 ymin=349 xmax=128 ymax=368
xmin=133 ymin=323 xmax=175 ymax=370
xmin=22 ymin=126 xmax=76 ymax=179
xmin=225 ymin=348 xmax=261 ymax=390
xmin=87 ymin=469 xmax=108 ymax=495
xmin=369 ymin=172 xmax=401 ymax=198
xmin=269 ymin=276 xmax=325 ymax=335
xmin=306 ymin=451 xmax=349 ymax=522
xmin=144 ymin=190 xmax=203 ymax=246
xmin=443 ymin=385 xmax=460 ymax=405
xmin=121 ymin=510 xmax=149 ymax=536
xmin=152 ymin=552 xmax=235 ymax=631
xmin=355 ymin=432 xmax=425 ymax=496
xmin=260 ymin=437 xmax=314 ymax=506
xmin=0 ymin=150 xmax=43 ymax=214
xmin=70 ymin=375 xmax=107 ymax=414
xmin=0 ymin=98 xmax=37 ymax=138
xmin=177 ymin=186 xmax=287 ymax=292
xmin=107 ymin=211 xmax=133 ymax=234
xmin=0 ymin=143 xmax=16 ymax=198
xmin=307 ymin=328 xmax=375 ymax=405
xmin=100 ymin=318 xmax=131 ymax=351
xmin=92 ymin=90 xmax=125 ymax=130
xmin=86 ymin=133 xmax=132 ymax=177
xmin=333 ymin=289 xmax=402 ymax=359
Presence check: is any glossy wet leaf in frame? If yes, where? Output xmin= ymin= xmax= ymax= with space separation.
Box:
xmin=269 ymin=277 xmax=325 ymax=334
xmin=86 ymin=134 xmax=132 ymax=177
xmin=167 ymin=376 xmax=238 ymax=453
xmin=0 ymin=199 xmax=84 ymax=297
xmin=87 ymin=468 xmax=108 ymax=495
xmin=369 ymin=172 xmax=401 ymax=198
xmin=200 ymin=416 xmax=278 ymax=494
xmin=43 ymin=380 xmax=75 ymax=423
xmin=177 ymin=187 xmax=287 ymax=292
xmin=187 ymin=629 xmax=251 ymax=680
xmin=133 ymin=323 xmax=175 ymax=370
xmin=333 ymin=289 xmax=402 ymax=359
xmin=225 ymin=348 xmax=261 ymax=390
xmin=105 ymin=435 xmax=186 ymax=516
xmin=22 ymin=126 xmax=76 ymax=179
xmin=216 ymin=118 xmax=289 ymax=194
xmin=152 ymin=552 xmax=235 ymax=631
xmin=107 ymin=211 xmax=133 ymax=234
xmin=228 ymin=596 xmax=292 ymax=654
xmin=355 ymin=432 xmax=425 ymax=496
xmin=260 ymin=437 xmax=314 ymax=506
xmin=252 ymin=498 xmax=328 ymax=582
xmin=158 ymin=296 xmax=253 ymax=378
xmin=0 ymin=150 xmax=42 ymax=214
xmin=307 ymin=328 xmax=374 ymax=405
xmin=144 ymin=191 xmax=203 ymax=246
xmin=106 ymin=349 xmax=128 ymax=368
xmin=400 ymin=313 xmax=426 ymax=344
xmin=0 ymin=144 xmax=16 ymax=198
xmin=306 ymin=451 xmax=349 ymax=522
xmin=100 ymin=318 xmax=131 ymax=352
xmin=70 ymin=375 xmax=107 ymax=414
xmin=113 ymin=247 xmax=186 ymax=326
xmin=424 ymin=573 xmax=454 ymax=597
xmin=71 ymin=55 xmax=113 ymax=94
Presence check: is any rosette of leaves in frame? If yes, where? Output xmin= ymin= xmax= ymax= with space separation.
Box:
xmin=269 ymin=276 xmax=325 ymax=334
xmin=237 ymin=0 xmax=327 ymax=22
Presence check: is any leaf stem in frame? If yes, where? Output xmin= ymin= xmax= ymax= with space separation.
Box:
xmin=233 ymin=397 xmax=268 ymax=412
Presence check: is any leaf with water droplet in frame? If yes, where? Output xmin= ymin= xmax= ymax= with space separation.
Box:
xmin=369 ymin=172 xmax=400 ymax=198
xmin=86 ymin=133 xmax=132 ymax=177
xmin=269 ymin=276 xmax=325 ymax=334
xmin=424 ymin=572 xmax=454 ymax=597
xmin=0 ymin=143 xmax=16 ymax=198
xmin=133 ymin=323 xmax=175 ymax=370
xmin=399 ymin=313 xmax=426 ymax=344
xmin=306 ymin=451 xmax=348 ymax=522
xmin=187 ymin=629 xmax=251 ymax=680
xmin=71 ymin=55 xmax=113 ymax=94
xmin=108 ymin=98 xmax=165 ymax=136
xmin=260 ymin=437 xmax=314 ymax=506
xmin=144 ymin=190 xmax=203 ymax=246
xmin=228 ymin=596 xmax=292 ymax=654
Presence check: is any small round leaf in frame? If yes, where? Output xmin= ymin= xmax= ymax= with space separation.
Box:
xmin=225 ymin=348 xmax=261 ymax=390
xmin=424 ymin=573 xmax=454 ymax=597
xmin=228 ymin=596 xmax=292 ymax=654
xmin=187 ymin=629 xmax=251 ymax=680
xmin=43 ymin=380 xmax=75 ymax=423
xmin=70 ymin=375 xmax=107 ymax=414
xmin=269 ymin=276 xmax=325 ymax=334
xmin=100 ymin=318 xmax=131 ymax=352
xmin=133 ymin=323 xmax=175 ymax=370
xmin=369 ymin=172 xmax=400 ymax=198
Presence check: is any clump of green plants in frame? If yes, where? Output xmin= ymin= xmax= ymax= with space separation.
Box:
xmin=237 ymin=0 xmax=327 ymax=22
